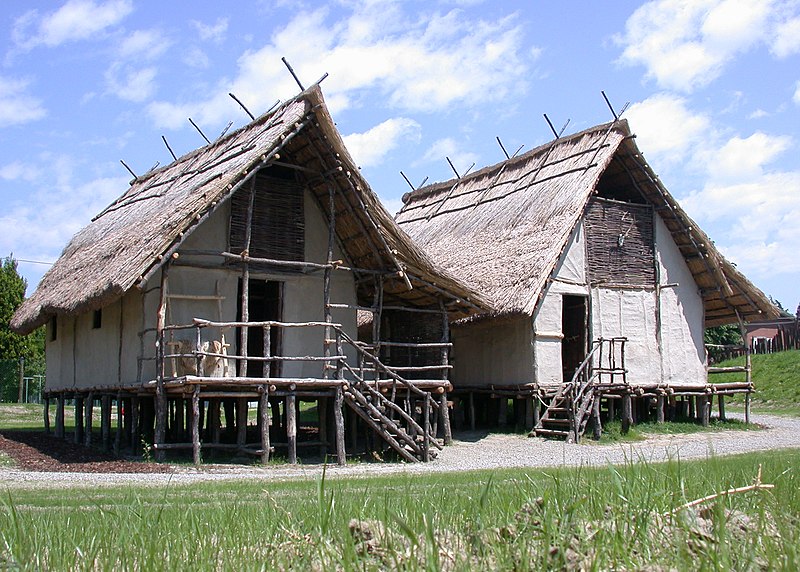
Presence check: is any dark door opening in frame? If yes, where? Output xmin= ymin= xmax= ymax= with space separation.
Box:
xmin=562 ymin=295 xmax=588 ymax=383
xmin=237 ymin=280 xmax=281 ymax=377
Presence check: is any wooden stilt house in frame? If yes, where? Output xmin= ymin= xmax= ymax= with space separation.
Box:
xmin=10 ymin=84 xmax=489 ymax=463
xmin=395 ymin=119 xmax=779 ymax=441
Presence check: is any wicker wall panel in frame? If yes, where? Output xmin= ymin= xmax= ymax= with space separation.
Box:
xmin=584 ymin=197 xmax=655 ymax=287
xmin=230 ymin=174 xmax=304 ymax=269
xmin=380 ymin=310 xmax=444 ymax=379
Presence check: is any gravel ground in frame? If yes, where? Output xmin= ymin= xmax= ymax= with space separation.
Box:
xmin=1 ymin=413 xmax=798 ymax=489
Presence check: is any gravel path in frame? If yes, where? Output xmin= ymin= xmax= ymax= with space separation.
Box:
xmin=2 ymin=413 xmax=798 ymax=489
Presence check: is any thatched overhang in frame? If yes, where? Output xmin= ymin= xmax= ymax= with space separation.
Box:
xmin=11 ymin=85 xmax=489 ymax=335
xmin=395 ymin=119 xmax=778 ymax=327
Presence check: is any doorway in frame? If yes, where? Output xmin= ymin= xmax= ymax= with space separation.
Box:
xmin=237 ymin=280 xmax=282 ymax=377
xmin=562 ymin=295 xmax=588 ymax=383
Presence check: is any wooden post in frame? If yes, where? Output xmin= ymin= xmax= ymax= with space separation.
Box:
xmin=607 ymin=396 xmax=615 ymax=421
xmin=175 ymin=396 xmax=185 ymax=442
xmin=154 ymin=263 xmax=170 ymax=462
xmin=334 ymin=386 xmax=346 ymax=465
xmin=84 ymin=392 xmax=94 ymax=447
xmin=259 ymin=385 xmax=270 ymax=464
xmin=131 ymin=396 xmax=140 ymax=454
xmin=497 ymin=397 xmax=508 ymax=427
xmin=74 ymin=396 xmax=84 ymax=444
xmin=347 ymin=406 xmax=358 ymax=452
xmin=239 ymin=177 xmax=257 ymax=377
xmin=236 ymin=397 xmax=248 ymax=450
xmin=688 ymin=396 xmax=696 ymax=420
xmin=744 ymin=392 xmax=751 ymax=424
xmin=101 ymin=394 xmax=112 ymax=451
xmin=271 ymin=399 xmax=281 ymax=432
xmin=286 ymin=394 xmax=297 ymax=464
xmin=592 ymin=394 xmax=602 ymax=440
xmin=56 ymin=395 xmax=65 ymax=439
xmin=440 ymin=393 xmax=452 ymax=445
xmin=524 ymin=397 xmax=534 ymax=431
xmin=621 ymin=393 xmax=632 ymax=434
xmin=191 ymin=386 xmax=201 ymax=465
xmin=43 ymin=397 xmax=51 ymax=435
xmin=701 ymin=395 xmax=710 ymax=427
xmin=114 ymin=392 xmax=123 ymax=455
xmin=210 ymin=399 xmax=221 ymax=444
xmin=468 ymin=391 xmax=476 ymax=430
xmin=718 ymin=395 xmax=726 ymax=421
xmin=656 ymin=395 xmax=665 ymax=424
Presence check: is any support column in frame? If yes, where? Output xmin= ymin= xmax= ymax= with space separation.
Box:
xmin=286 ymin=394 xmax=297 ymax=464
xmin=469 ymin=392 xmax=476 ymax=430
xmin=259 ymin=385 xmax=270 ymax=464
xmin=497 ymin=397 xmax=508 ymax=427
xmin=237 ymin=397 xmax=248 ymax=450
xmin=701 ymin=395 xmax=711 ymax=427
xmin=84 ymin=392 xmax=94 ymax=447
xmin=745 ymin=392 xmax=751 ymax=424
xmin=43 ymin=397 xmax=51 ymax=435
xmin=55 ymin=395 xmax=65 ymax=439
xmin=101 ymin=394 xmax=112 ymax=451
xmin=592 ymin=394 xmax=602 ymax=440
xmin=154 ymin=263 xmax=170 ymax=462
xmin=175 ymin=396 xmax=185 ymax=442
xmin=334 ymin=386 xmax=346 ymax=465
xmin=439 ymin=392 xmax=452 ymax=445
xmin=114 ymin=392 xmax=123 ymax=455
xmin=191 ymin=386 xmax=201 ymax=465
xmin=318 ymin=396 xmax=328 ymax=458
xmin=718 ymin=395 xmax=726 ymax=421
xmin=656 ymin=395 xmax=665 ymax=424
xmin=621 ymin=393 xmax=632 ymax=434
xmin=74 ymin=396 xmax=84 ymax=444
xmin=130 ymin=396 xmax=141 ymax=454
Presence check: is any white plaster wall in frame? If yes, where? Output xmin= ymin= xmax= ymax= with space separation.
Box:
xmin=532 ymin=223 xmax=590 ymax=386
xmin=655 ymin=216 xmax=706 ymax=385
xmin=591 ymin=288 xmax=661 ymax=385
xmin=451 ymin=315 xmax=534 ymax=387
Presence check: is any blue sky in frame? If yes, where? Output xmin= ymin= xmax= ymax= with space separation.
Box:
xmin=1 ymin=0 xmax=798 ymax=312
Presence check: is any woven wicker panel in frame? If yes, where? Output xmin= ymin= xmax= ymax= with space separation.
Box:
xmin=584 ymin=198 xmax=655 ymax=287
xmin=380 ymin=310 xmax=444 ymax=379
xmin=230 ymin=173 xmax=304 ymax=269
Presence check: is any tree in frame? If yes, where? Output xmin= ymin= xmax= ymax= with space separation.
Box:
xmin=0 ymin=257 xmax=45 ymax=401
xmin=704 ymin=323 xmax=742 ymax=347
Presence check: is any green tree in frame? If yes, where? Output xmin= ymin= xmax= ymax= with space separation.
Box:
xmin=0 ymin=256 xmax=45 ymax=401
xmin=704 ymin=323 xmax=743 ymax=347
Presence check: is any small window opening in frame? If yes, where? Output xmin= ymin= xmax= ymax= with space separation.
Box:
xmin=50 ymin=316 xmax=58 ymax=341
xmin=92 ymin=309 xmax=102 ymax=329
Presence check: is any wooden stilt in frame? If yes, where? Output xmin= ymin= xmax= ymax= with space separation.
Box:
xmin=701 ymin=396 xmax=710 ymax=427
xmin=259 ymin=385 xmax=270 ymax=464
xmin=524 ymin=397 xmax=534 ymax=431
xmin=114 ymin=392 xmax=123 ymax=455
xmin=56 ymin=395 xmax=65 ymax=439
xmin=347 ymin=406 xmax=358 ymax=452
xmin=123 ymin=397 xmax=132 ymax=448
xmin=130 ymin=396 xmax=141 ymax=453
xmin=469 ymin=392 xmax=476 ymax=430
xmin=236 ymin=397 xmax=248 ymax=449
xmin=334 ymin=386 xmax=346 ymax=465
xmin=192 ymin=386 xmax=201 ymax=465
xmin=607 ymin=396 xmax=615 ymax=421
xmin=718 ymin=395 xmax=726 ymax=421
xmin=101 ymin=394 xmax=112 ymax=451
xmin=621 ymin=393 xmax=632 ymax=434
xmin=656 ymin=395 xmax=665 ymax=424
xmin=74 ymin=397 xmax=84 ymax=444
xmin=689 ymin=396 xmax=696 ymax=420
xmin=43 ymin=397 xmax=51 ymax=435
xmin=210 ymin=399 xmax=221 ymax=444
xmin=84 ymin=392 xmax=94 ymax=447
xmin=271 ymin=399 xmax=281 ymax=432
xmin=592 ymin=394 xmax=602 ymax=440
xmin=745 ymin=392 xmax=751 ymax=424
xmin=154 ymin=262 xmax=170 ymax=463
xmin=286 ymin=394 xmax=297 ymax=464
xmin=440 ymin=393 xmax=452 ymax=445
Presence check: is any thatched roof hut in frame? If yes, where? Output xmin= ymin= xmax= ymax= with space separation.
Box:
xmin=396 ymin=119 xmax=777 ymax=327
xmin=11 ymin=84 xmax=489 ymax=335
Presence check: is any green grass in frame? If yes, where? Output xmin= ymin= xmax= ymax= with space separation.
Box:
xmin=594 ymin=417 xmax=759 ymax=444
xmin=0 ymin=403 xmax=107 ymax=431
xmin=1 ymin=450 xmax=798 ymax=570
xmin=713 ymin=349 xmax=800 ymax=412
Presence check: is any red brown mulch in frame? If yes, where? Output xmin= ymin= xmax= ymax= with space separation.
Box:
xmin=0 ymin=431 xmax=172 ymax=473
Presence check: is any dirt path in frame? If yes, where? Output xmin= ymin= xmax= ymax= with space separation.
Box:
xmin=1 ymin=413 xmax=798 ymax=489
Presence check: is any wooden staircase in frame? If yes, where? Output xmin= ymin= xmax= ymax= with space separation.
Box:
xmin=532 ymin=337 xmax=626 ymax=443
xmin=338 ymin=329 xmax=442 ymax=462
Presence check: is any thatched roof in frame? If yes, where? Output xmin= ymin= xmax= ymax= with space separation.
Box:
xmin=396 ymin=119 xmax=778 ymax=327
xmin=12 ymin=85 xmax=489 ymax=335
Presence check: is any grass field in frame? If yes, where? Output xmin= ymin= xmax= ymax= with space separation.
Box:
xmin=715 ymin=349 xmax=800 ymax=413
xmin=1 ymin=450 xmax=797 ymax=570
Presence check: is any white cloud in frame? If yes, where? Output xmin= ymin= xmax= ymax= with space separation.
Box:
xmin=0 ymin=76 xmax=46 ymax=127
xmin=794 ymin=80 xmax=800 ymax=104
xmin=183 ymin=46 xmax=210 ymax=69
xmin=0 ymin=161 xmax=39 ymax=182
xmin=417 ymin=138 xmax=479 ymax=175
xmin=343 ymin=118 xmax=421 ymax=168
xmin=12 ymin=0 xmax=133 ymax=50
xmin=118 ymin=29 xmax=171 ymax=60
xmin=616 ymin=0 xmax=773 ymax=92
xmin=191 ymin=17 xmax=229 ymax=43
xmin=105 ymin=64 xmax=158 ymax=102
xmin=771 ymin=15 xmax=800 ymax=57
xmin=748 ymin=108 xmax=769 ymax=119
xmin=624 ymin=93 xmax=711 ymax=163
xmin=147 ymin=4 xmax=535 ymax=129
xmin=708 ymin=132 xmax=791 ymax=182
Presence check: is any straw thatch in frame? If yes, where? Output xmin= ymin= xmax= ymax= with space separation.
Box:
xmin=11 ymin=85 xmax=489 ymax=335
xmin=396 ymin=119 xmax=777 ymax=327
